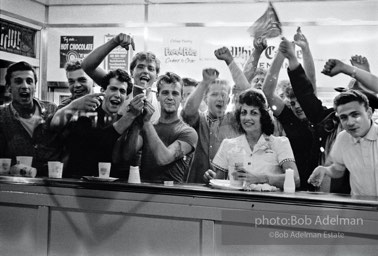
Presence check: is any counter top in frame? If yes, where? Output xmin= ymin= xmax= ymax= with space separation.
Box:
xmin=1 ymin=176 xmax=378 ymax=210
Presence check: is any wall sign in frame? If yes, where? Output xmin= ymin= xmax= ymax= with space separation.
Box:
xmin=104 ymin=34 xmax=132 ymax=71
xmin=60 ymin=36 xmax=93 ymax=68
xmin=163 ymin=38 xmax=198 ymax=65
xmin=0 ymin=18 xmax=36 ymax=57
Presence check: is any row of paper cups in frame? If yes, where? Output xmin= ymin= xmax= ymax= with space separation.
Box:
xmin=99 ymin=163 xmax=141 ymax=183
xmin=0 ymin=157 xmax=141 ymax=182
xmin=0 ymin=156 xmax=62 ymax=178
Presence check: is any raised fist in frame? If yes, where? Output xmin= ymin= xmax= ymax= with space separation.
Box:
xmin=253 ymin=37 xmax=268 ymax=52
xmin=202 ymin=68 xmax=219 ymax=83
xmin=350 ymin=55 xmax=370 ymax=72
xmin=278 ymin=37 xmax=296 ymax=59
xmin=214 ymin=47 xmax=233 ymax=65
xmin=293 ymin=27 xmax=309 ymax=50
xmin=113 ymin=33 xmax=135 ymax=51
xmin=321 ymin=59 xmax=345 ymax=77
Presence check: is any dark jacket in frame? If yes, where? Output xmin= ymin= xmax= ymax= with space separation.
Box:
xmin=0 ymin=99 xmax=60 ymax=176
xmin=288 ymin=64 xmax=350 ymax=194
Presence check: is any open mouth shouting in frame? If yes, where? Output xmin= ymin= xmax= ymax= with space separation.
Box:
xmin=109 ymin=98 xmax=122 ymax=108
xmin=215 ymin=103 xmax=224 ymax=110
xmin=139 ymin=75 xmax=150 ymax=86
xmin=18 ymin=90 xmax=31 ymax=102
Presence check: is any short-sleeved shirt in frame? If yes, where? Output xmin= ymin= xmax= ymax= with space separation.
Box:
xmin=330 ymin=122 xmax=378 ymax=196
xmin=212 ymin=134 xmax=295 ymax=176
xmin=141 ymin=119 xmax=198 ymax=183
xmin=182 ymin=111 xmax=241 ymax=183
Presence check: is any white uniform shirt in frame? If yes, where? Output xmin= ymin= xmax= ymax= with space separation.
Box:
xmin=212 ymin=134 xmax=295 ymax=176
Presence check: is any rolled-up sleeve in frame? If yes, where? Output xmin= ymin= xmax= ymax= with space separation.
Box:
xmin=272 ymin=136 xmax=296 ymax=166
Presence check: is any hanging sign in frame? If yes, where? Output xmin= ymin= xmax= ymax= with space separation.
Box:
xmin=0 ymin=18 xmax=36 ymax=57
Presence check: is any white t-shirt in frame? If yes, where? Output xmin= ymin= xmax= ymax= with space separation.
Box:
xmin=11 ymin=104 xmax=43 ymax=137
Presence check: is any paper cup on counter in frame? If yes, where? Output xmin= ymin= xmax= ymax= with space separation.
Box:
xmin=0 ymin=158 xmax=11 ymax=175
xmin=228 ymin=153 xmax=245 ymax=186
xmin=48 ymin=161 xmax=63 ymax=178
xmin=16 ymin=156 xmax=33 ymax=167
xmin=98 ymin=162 xmax=111 ymax=178
xmin=10 ymin=164 xmax=37 ymax=178
xmin=128 ymin=166 xmax=141 ymax=184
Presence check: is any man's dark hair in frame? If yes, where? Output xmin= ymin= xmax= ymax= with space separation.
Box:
xmin=64 ymin=59 xmax=82 ymax=72
xmin=129 ymin=51 xmax=160 ymax=75
xmin=5 ymin=61 xmax=38 ymax=87
xmin=156 ymin=72 xmax=183 ymax=95
xmin=334 ymin=89 xmax=370 ymax=111
xmin=235 ymin=89 xmax=275 ymax=135
xmin=101 ymin=69 xmax=133 ymax=95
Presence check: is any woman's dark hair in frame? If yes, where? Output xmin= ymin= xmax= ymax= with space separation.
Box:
xmin=101 ymin=69 xmax=133 ymax=95
xmin=5 ymin=61 xmax=38 ymax=87
xmin=235 ymin=89 xmax=275 ymax=135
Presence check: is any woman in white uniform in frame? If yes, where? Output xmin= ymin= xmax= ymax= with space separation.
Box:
xmin=204 ymin=89 xmax=300 ymax=189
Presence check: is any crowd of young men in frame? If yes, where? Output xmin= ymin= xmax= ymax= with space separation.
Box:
xmin=1 ymin=32 xmax=377 ymax=196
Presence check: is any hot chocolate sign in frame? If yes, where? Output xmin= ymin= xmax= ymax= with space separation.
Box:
xmin=60 ymin=36 xmax=93 ymax=68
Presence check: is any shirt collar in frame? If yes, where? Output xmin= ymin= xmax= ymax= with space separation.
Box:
xmin=352 ymin=121 xmax=378 ymax=143
xmin=206 ymin=111 xmax=225 ymax=123
xmin=206 ymin=111 xmax=217 ymax=123
xmin=241 ymin=133 xmax=271 ymax=154
xmin=255 ymin=133 xmax=271 ymax=148
xmin=10 ymin=98 xmax=43 ymax=119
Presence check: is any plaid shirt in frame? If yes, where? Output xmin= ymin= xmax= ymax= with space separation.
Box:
xmin=0 ymin=99 xmax=60 ymax=176
xmin=182 ymin=111 xmax=241 ymax=183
